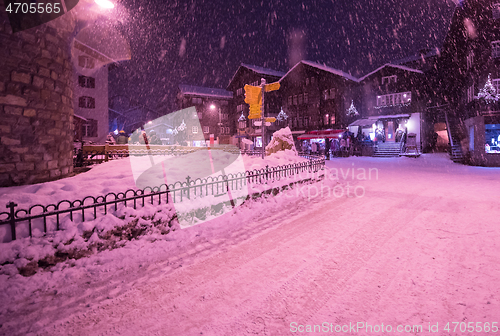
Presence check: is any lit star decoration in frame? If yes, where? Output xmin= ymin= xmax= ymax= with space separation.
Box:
xmin=238 ymin=112 xmax=246 ymax=122
xmin=346 ymin=100 xmax=360 ymax=116
xmin=476 ymin=74 xmax=499 ymax=104
xmin=277 ymin=108 xmax=288 ymax=121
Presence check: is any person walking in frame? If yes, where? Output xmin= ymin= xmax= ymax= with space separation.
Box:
xmin=116 ymin=130 xmax=128 ymax=144
xmin=325 ymin=138 xmax=330 ymax=160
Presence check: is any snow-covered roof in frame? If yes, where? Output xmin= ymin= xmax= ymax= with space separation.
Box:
xmin=178 ymin=84 xmax=233 ymax=99
xmin=240 ymin=63 xmax=286 ymax=78
xmin=74 ymin=114 xmax=88 ymax=121
xmin=227 ymin=64 xmax=285 ymax=90
xmin=358 ymin=63 xmax=423 ymax=82
xmin=280 ymin=60 xmax=359 ymax=83
xmin=390 ymin=48 xmax=440 ymax=66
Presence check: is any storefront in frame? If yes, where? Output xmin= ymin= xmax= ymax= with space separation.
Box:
xmin=349 ymin=113 xmax=421 ymax=147
xmin=464 ymin=114 xmax=500 ymax=166
xmin=297 ymin=129 xmax=345 ymax=156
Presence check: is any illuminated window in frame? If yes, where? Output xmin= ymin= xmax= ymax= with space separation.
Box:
xmin=492 ymin=41 xmax=500 ymax=58
xmin=493 ymin=3 xmax=500 ymax=19
xmin=192 ymin=126 xmax=198 ymax=133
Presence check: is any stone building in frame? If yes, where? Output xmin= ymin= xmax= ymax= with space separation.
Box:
xmin=0 ymin=0 xmax=76 ymax=187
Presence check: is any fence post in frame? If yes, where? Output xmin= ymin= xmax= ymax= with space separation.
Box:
xmin=186 ymin=176 xmax=191 ymax=199
xmin=6 ymin=202 xmax=17 ymax=241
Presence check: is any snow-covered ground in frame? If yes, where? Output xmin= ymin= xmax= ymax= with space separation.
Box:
xmin=1 ymin=153 xmax=499 ymax=335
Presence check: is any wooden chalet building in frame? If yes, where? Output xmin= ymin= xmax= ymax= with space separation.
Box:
xmin=436 ymin=0 xmax=500 ymax=166
xmin=226 ymin=64 xmax=285 ymax=148
xmin=355 ymin=63 xmax=429 ymax=152
xmin=175 ymin=84 xmax=233 ymax=146
xmin=279 ymin=60 xmax=361 ymax=149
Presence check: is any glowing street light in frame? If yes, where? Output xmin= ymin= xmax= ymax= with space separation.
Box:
xmin=210 ymin=104 xmax=216 ymax=110
xmin=94 ymin=0 xmax=115 ymax=9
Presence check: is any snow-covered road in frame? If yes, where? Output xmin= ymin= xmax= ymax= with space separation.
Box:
xmin=2 ymin=154 xmax=500 ymax=335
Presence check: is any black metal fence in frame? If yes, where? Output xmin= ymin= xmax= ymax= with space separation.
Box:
xmin=1 ymin=156 xmax=324 ymax=242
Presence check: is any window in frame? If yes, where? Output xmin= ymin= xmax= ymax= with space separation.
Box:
xmin=304 ymin=92 xmax=308 ymax=104
xmin=493 ymin=3 xmax=500 ymax=19
xmin=293 ymin=95 xmax=298 ymax=105
xmin=239 ymin=121 xmax=246 ymax=129
xmin=192 ymin=126 xmax=198 ymax=133
xmin=298 ymin=94 xmax=303 ymax=105
xmin=78 ymin=96 xmax=95 ymax=108
xmin=330 ymin=114 xmax=336 ymax=125
xmin=82 ymin=119 xmax=98 ymax=137
xmin=78 ymin=75 xmax=95 ymax=88
xmin=485 ymin=124 xmax=500 ymax=153
xmin=237 ymin=88 xmax=243 ymax=96
xmin=311 ymin=77 xmax=315 ymax=84
xmin=469 ymin=126 xmax=474 ymax=151
xmin=288 ymin=96 xmax=293 ymax=105
xmin=323 ymin=90 xmax=329 ymax=100
xmin=376 ymin=92 xmax=411 ymax=107
xmin=493 ymin=78 xmax=500 ymax=94
xmin=78 ymin=56 xmax=95 ymax=69
xmin=492 ymin=41 xmax=500 ymax=58
xmin=467 ymin=84 xmax=475 ymax=103
xmin=222 ymin=113 xmax=229 ymax=120
xmin=382 ymin=75 xmax=397 ymax=84
xmin=305 ymin=78 xmax=310 ymax=85
xmin=324 ymin=114 xmax=329 ymax=125
xmin=221 ymin=100 xmax=228 ymax=106
xmin=237 ymin=104 xmax=244 ymax=112
xmin=197 ymin=112 xmax=203 ymax=119
xmin=203 ymin=126 xmax=209 ymax=133
xmin=329 ymin=88 xmax=336 ymax=99
xmin=467 ymin=51 xmax=474 ymax=70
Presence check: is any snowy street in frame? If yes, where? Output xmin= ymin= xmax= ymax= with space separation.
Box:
xmin=1 ymin=154 xmax=500 ymax=335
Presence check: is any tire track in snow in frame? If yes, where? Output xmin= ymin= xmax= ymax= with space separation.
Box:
xmin=27 ymin=184 xmax=348 ymax=335
xmin=218 ymin=193 xmax=435 ymax=335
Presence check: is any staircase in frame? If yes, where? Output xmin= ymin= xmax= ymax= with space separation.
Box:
xmin=444 ymin=112 xmax=465 ymax=163
xmin=373 ymin=142 xmax=402 ymax=157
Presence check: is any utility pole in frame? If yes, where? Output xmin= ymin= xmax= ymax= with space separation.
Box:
xmin=261 ymin=78 xmax=266 ymax=159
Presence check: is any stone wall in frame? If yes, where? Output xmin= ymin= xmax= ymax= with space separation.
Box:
xmin=0 ymin=0 xmax=76 ymax=187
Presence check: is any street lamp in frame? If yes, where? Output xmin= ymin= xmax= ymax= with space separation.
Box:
xmin=95 ymin=0 xmax=115 ymax=9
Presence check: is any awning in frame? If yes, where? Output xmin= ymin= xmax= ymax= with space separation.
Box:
xmin=349 ymin=119 xmax=375 ymax=127
xmin=349 ymin=114 xmax=411 ymax=127
xmin=298 ymin=129 xmax=344 ymax=140
xmin=368 ymin=113 xmax=410 ymax=120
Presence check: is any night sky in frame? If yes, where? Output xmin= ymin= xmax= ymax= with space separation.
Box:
xmin=108 ymin=0 xmax=456 ymax=111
